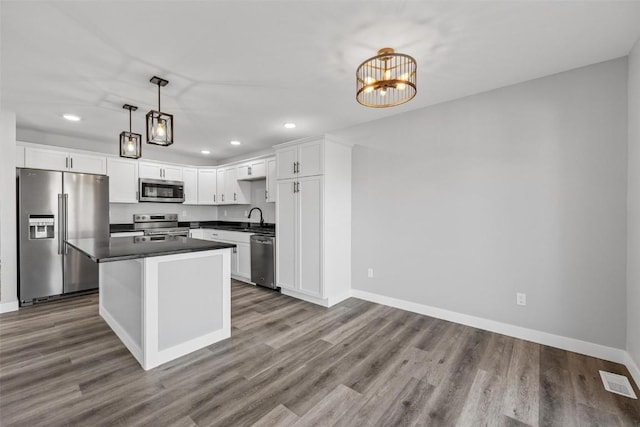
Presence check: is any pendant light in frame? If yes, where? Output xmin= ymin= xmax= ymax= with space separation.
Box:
xmin=146 ymin=76 xmax=173 ymax=146
xmin=356 ymin=48 xmax=417 ymax=108
xmin=119 ymin=104 xmax=142 ymax=159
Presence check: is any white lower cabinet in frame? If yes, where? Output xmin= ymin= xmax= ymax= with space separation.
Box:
xmin=275 ymin=136 xmax=352 ymax=307
xmin=189 ymin=228 xmax=252 ymax=283
xmin=276 ymin=176 xmax=322 ymax=297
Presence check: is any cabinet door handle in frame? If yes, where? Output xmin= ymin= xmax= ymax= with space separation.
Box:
xmin=248 ymin=166 xmax=252 ymax=176
xmin=265 ymin=190 xmax=268 ymax=200
xmin=65 ymin=157 xmax=69 ymax=169
xmin=293 ymin=162 xmax=296 ymax=174
xmin=213 ymin=194 xmax=216 ymax=202
xmin=234 ymin=192 xmax=237 ymax=201
xmin=70 ymin=158 xmax=73 ymax=169
xmin=222 ymin=194 xmax=225 ymax=202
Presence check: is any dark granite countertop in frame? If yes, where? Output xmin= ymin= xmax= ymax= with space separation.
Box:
xmin=110 ymin=220 xmax=275 ymax=235
xmin=66 ymin=237 xmax=236 ymax=263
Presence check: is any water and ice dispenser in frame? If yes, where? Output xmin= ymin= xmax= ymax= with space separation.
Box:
xmin=28 ymin=215 xmax=55 ymax=239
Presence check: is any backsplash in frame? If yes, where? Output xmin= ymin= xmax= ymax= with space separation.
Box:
xmin=109 ymin=180 xmax=275 ymax=224
xmin=109 ymin=203 xmax=218 ymax=223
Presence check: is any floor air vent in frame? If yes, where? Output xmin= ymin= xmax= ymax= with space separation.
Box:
xmin=599 ymin=370 xmax=637 ymax=399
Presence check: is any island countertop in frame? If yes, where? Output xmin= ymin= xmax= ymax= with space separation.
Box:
xmin=66 ymin=236 xmax=236 ymax=263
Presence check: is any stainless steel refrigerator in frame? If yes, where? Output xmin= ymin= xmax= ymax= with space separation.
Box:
xmin=17 ymin=168 xmax=109 ymax=305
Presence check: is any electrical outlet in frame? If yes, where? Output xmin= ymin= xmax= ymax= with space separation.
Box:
xmin=516 ymin=293 xmax=527 ymax=306
xmin=367 ymin=268 xmax=374 ymax=278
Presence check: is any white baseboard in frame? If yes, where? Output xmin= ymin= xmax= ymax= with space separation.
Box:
xmin=350 ymin=289 xmax=628 ymax=366
xmin=281 ymin=288 xmax=329 ymax=307
xmin=625 ymin=352 xmax=640 ymax=389
xmin=0 ymin=300 xmax=19 ymax=313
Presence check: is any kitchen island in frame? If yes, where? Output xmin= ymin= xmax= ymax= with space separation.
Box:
xmin=66 ymin=236 xmax=235 ymax=370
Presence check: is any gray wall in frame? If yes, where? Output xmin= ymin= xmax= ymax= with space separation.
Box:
xmin=335 ymin=58 xmax=628 ymax=349
xmin=628 ymin=40 xmax=640 ymax=367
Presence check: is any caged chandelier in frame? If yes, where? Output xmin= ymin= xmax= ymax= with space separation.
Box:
xmin=119 ymin=104 xmax=142 ymax=159
xmin=146 ymin=76 xmax=174 ymax=146
xmin=356 ymin=48 xmax=417 ymax=108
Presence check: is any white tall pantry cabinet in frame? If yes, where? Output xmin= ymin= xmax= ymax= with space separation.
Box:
xmin=275 ymin=136 xmax=351 ymax=307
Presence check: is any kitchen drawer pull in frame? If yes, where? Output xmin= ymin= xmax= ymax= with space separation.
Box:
xmin=65 ymin=157 xmax=69 ymax=169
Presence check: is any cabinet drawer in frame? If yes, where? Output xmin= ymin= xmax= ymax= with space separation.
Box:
xmin=202 ymin=229 xmax=224 ymax=241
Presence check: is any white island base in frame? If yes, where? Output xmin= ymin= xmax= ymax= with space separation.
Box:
xmin=98 ymin=249 xmax=231 ymax=370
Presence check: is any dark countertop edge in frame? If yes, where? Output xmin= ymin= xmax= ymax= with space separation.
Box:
xmin=110 ymin=220 xmax=275 ymax=233
xmin=93 ymin=245 xmax=235 ymax=263
xmin=65 ymin=239 xmax=236 ymax=263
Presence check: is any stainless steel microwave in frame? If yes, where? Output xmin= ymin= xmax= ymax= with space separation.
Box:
xmin=138 ymin=178 xmax=185 ymax=203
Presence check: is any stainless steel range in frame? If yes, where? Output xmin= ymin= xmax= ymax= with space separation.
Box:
xmin=133 ymin=214 xmax=189 ymax=241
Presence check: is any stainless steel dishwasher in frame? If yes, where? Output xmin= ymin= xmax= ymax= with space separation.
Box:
xmin=250 ymin=234 xmax=276 ymax=290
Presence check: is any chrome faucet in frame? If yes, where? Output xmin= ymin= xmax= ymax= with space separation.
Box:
xmin=247 ymin=207 xmax=264 ymax=226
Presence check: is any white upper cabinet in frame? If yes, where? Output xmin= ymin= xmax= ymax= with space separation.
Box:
xmin=276 ymin=138 xmax=323 ymax=180
xmin=216 ymin=169 xmax=226 ymax=204
xmin=138 ymin=162 xmax=162 ymax=179
xmin=182 ymin=167 xmax=198 ymax=205
xmin=138 ymin=161 xmax=183 ymax=181
xmin=70 ymin=152 xmax=108 ymax=175
xmin=107 ymin=158 xmax=138 ymax=203
xmin=24 ymin=146 xmax=106 ymax=175
xmin=225 ymin=167 xmax=250 ymax=204
xmin=163 ymin=165 xmax=183 ymax=181
xmin=237 ymin=159 xmax=266 ymax=180
xmin=266 ymin=157 xmax=276 ymax=203
xmin=25 ymin=147 xmax=72 ymax=171
xmin=215 ymin=167 xmax=250 ymax=205
xmin=197 ymin=169 xmax=217 ymax=205
xmin=276 ymin=146 xmax=298 ymax=180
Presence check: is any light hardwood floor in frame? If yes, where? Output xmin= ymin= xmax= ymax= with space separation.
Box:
xmin=1 ymin=280 xmax=639 ymax=426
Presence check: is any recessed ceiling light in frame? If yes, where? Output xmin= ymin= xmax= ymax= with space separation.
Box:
xmin=201 ymin=150 xmax=210 ymax=155
xmin=283 ymin=122 xmax=296 ymax=129
xmin=63 ymin=114 xmax=81 ymax=122
xmin=230 ymin=140 xmax=241 ymax=146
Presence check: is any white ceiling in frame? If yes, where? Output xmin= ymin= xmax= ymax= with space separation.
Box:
xmin=2 ymin=1 xmax=640 ymax=162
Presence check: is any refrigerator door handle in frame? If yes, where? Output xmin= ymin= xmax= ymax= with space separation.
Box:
xmin=63 ymin=193 xmax=69 ymax=254
xmin=57 ymin=193 xmax=64 ymax=254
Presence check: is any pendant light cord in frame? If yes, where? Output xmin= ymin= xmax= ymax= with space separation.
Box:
xmin=129 ymin=108 xmax=132 ymax=133
xmin=157 ymin=83 xmax=161 ymax=113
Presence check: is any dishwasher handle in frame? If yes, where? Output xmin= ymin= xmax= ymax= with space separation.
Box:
xmin=251 ymin=236 xmax=274 ymax=244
